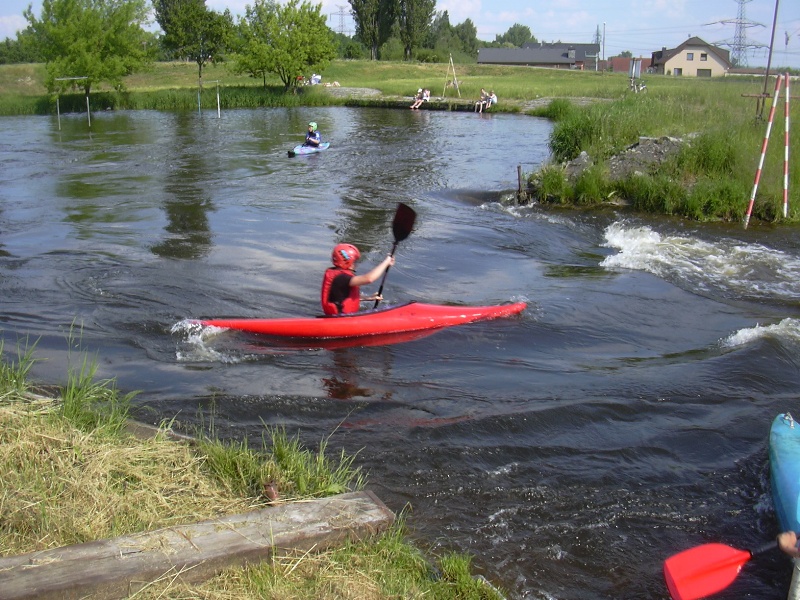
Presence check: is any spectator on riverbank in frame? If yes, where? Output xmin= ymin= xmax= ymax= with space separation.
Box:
xmin=410 ymin=89 xmax=430 ymax=109
xmin=474 ymin=88 xmax=488 ymax=112
xmin=479 ymin=91 xmax=497 ymax=113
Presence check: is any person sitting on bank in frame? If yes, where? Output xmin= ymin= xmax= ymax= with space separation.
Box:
xmin=474 ymin=88 xmax=488 ymax=112
xmin=479 ymin=90 xmax=497 ymax=113
xmin=321 ymin=243 xmax=395 ymax=315
xmin=410 ymin=88 xmax=430 ymax=109
xmin=304 ymin=121 xmax=321 ymax=147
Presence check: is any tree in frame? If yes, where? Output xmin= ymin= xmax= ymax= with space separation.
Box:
xmin=348 ymin=0 xmax=396 ymax=60
xmin=495 ymin=23 xmax=534 ymax=47
xmin=0 ymin=28 xmax=45 ymax=64
xmin=453 ymin=18 xmax=478 ymax=56
xmin=24 ymin=0 xmax=151 ymax=94
xmin=426 ymin=10 xmax=450 ymax=48
xmin=231 ymin=0 xmax=336 ymax=90
xmin=397 ymin=0 xmax=434 ymax=60
xmin=153 ymin=0 xmax=233 ymax=84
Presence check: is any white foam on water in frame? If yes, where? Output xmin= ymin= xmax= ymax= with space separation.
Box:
xmin=600 ymin=221 xmax=800 ymax=300
xmin=721 ymin=318 xmax=800 ymax=349
xmin=170 ymin=319 xmax=242 ymax=364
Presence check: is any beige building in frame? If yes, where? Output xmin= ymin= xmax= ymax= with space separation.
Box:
xmin=650 ymin=37 xmax=731 ymax=77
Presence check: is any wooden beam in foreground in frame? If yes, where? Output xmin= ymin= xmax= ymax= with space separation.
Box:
xmin=0 ymin=490 xmax=394 ymax=600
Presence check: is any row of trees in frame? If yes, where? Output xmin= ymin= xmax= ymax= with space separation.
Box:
xmin=1 ymin=0 xmax=546 ymax=95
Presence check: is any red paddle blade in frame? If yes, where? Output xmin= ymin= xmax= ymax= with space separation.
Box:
xmin=392 ymin=203 xmax=416 ymax=243
xmin=664 ymin=543 xmax=752 ymax=600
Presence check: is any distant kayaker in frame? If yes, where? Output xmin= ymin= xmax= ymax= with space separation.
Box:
xmin=321 ymin=243 xmax=395 ymax=315
xmin=305 ymin=122 xmax=321 ymax=147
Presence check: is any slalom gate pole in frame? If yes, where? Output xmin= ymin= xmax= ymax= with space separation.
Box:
xmin=783 ymin=73 xmax=790 ymax=218
xmin=744 ymin=75 xmax=783 ymax=229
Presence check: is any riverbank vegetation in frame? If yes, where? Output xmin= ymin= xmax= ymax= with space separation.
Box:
xmin=0 ymin=342 xmax=504 ymax=599
xmin=526 ymin=78 xmax=797 ymax=223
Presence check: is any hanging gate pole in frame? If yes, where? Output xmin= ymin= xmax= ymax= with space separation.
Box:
xmin=744 ymin=75 xmax=783 ymax=229
xmin=783 ymin=73 xmax=790 ymax=218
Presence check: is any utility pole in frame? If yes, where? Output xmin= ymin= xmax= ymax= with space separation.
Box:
xmin=758 ymin=0 xmax=780 ymax=120
xmin=335 ymin=5 xmax=347 ymax=35
xmin=705 ymin=0 xmax=765 ymax=68
xmin=603 ymin=22 xmax=606 ymax=63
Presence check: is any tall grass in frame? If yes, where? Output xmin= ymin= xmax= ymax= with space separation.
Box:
xmin=0 ymin=339 xmax=35 ymax=396
xmin=59 ymin=352 xmax=133 ymax=435
xmin=0 ymin=348 xmax=502 ymax=598
xmin=198 ymin=426 xmax=363 ymax=500
xmin=534 ymin=82 xmax=799 ymax=222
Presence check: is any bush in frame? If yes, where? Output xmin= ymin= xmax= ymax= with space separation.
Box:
xmin=615 ymin=174 xmax=687 ymax=216
xmin=688 ymin=178 xmax=748 ymax=221
xmin=676 ymin=130 xmax=743 ymax=177
xmin=538 ymin=98 xmax=576 ymax=122
xmin=549 ymin=111 xmax=597 ymax=161
xmin=531 ymin=165 xmax=572 ymax=204
xmin=573 ymin=164 xmax=611 ymax=206
xmin=414 ymin=49 xmax=445 ymax=63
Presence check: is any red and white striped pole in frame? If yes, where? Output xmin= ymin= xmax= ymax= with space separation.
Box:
xmin=744 ymin=75 xmax=783 ymax=229
xmin=783 ymin=73 xmax=790 ymax=218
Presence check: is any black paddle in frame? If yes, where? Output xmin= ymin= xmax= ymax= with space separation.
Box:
xmin=374 ymin=202 xmax=416 ymax=308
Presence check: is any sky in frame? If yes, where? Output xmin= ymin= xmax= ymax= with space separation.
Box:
xmin=2 ymin=0 xmax=799 ymax=69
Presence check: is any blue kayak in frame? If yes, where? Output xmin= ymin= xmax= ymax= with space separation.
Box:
xmin=769 ymin=412 xmax=800 ymax=532
xmin=288 ymin=142 xmax=330 ymax=157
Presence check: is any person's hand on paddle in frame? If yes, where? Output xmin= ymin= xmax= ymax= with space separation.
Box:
xmin=778 ymin=531 xmax=800 ymax=558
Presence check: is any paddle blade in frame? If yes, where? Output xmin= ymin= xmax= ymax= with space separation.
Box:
xmin=664 ymin=543 xmax=752 ymax=600
xmin=392 ymin=203 xmax=416 ymax=243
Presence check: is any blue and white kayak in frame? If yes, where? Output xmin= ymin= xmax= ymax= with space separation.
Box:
xmin=769 ymin=412 xmax=800 ymax=532
xmin=288 ymin=142 xmax=330 ymax=157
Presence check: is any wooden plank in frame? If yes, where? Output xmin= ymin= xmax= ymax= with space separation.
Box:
xmin=0 ymin=490 xmax=394 ymax=600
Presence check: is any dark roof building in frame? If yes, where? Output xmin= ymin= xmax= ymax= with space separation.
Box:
xmin=478 ymin=43 xmax=601 ymax=70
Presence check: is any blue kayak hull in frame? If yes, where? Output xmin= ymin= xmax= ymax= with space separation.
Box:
xmin=769 ymin=412 xmax=800 ymax=533
xmin=288 ymin=142 xmax=330 ymax=157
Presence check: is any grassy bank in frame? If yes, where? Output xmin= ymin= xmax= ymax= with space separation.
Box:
xmin=0 ymin=342 xmax=504 ymax=599
xmin=0 ymin=60 xmax=795 ymax=222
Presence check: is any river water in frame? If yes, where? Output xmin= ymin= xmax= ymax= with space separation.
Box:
xmin=2 ymin=106 xmax=800 ymax=599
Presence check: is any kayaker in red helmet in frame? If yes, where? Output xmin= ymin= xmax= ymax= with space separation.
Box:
xmin=321 ymin=243 xmax=395 ymax=315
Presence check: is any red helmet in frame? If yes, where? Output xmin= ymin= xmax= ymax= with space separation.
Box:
xmin=331 ymin=243 xmax=360 ymax=269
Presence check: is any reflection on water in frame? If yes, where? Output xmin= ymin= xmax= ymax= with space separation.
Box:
xmin=2 ymin=108 xmax=800 ymax=599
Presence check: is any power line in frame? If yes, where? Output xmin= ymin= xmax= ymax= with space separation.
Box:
xmin=703 ymin=0 xmax=766 ymax=67
xmin=334 ymin=5 xmax=347 ymax=36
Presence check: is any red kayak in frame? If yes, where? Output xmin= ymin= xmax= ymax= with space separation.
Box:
xmin=197 ymin=301 xmax=526 ymax=339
